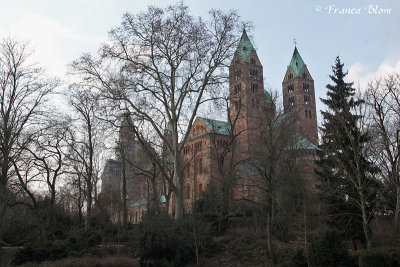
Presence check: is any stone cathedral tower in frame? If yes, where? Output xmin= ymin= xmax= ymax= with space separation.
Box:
xmin=282 ymin=47 xmax=318 ymax=145
xmin=229 ymin=30 xmax=272 ymax=158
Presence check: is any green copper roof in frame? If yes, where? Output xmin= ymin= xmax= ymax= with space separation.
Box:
xmin=289 ymin=47 xmax=305 ymax=76
xmin=264 ymin=90 xmax=272 ymax=103
xmin=291 ymin=133 xmax=319 ymax=150
xmin=129 ymin=195 xmax=166 ymax=207
xmin=236 ymin=30 xmax=254 ymax=61
xmin=166 ymin=121 xmax=172 ymax=134
xmin=199 ymin=117 xmax=231 ymax=135
xmin=121 ymin=113 xmax=131 ymax=127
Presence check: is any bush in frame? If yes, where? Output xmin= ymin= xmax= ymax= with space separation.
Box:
xmin=12 ymin=240 xmax=73 ymax=265
xmin=383 ymin=247 xmax=400 ymax=266
xmin=359 ymin=249 xmax=396 ymax=267
xmin=286 ymin=248 xmax=308 ymax=267
xmin=308 ymin=228 xmax=354 ymax=267
xmin=134 ymin=212 xmax=211 ymax=266
xmin=12 ymin=228 xmax=103 ymax=265
xmin=40 ymin=256 xmax=139 ymax=267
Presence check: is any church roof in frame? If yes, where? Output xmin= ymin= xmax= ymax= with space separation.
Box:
xmin=186 ymin=117 xmax=231 ymax=141
xmin=130 ymin=195 xmax=166 ymax=207
xmin=291 ymin=133 xmax=319 ymax=150
xmin=264 ymin=90 xmax=272 ymax=103
xmin=198 ymin=117 xmax=231 ymax=135
xmin=288 ymin=47 xmax=305 ymax=76
xmin=236 ymin=29 xmax=255 ymax=61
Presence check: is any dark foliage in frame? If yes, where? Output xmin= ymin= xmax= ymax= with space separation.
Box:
xmin=192 ymin=183 xmax=228 ymax=235
xmin=132 ymin=211 xmax=211 ymax=266
xmin=358 ymin=249 xmax=396 ymax=267
xmin=3 ymin=200 xmax=73 ymax=245
xmin=308 ymin=228 xmax=354 ymax=267
xmin=316 ymin=56 xmax=378 ymax=247
xmin=285 ymin=248 xmax=308 ymax=267
xmin=12 ymin=228 xmax=103 ymax=265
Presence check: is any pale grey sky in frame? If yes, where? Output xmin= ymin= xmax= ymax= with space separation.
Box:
xmin=1 ymin=0 xmax=400 ymax=117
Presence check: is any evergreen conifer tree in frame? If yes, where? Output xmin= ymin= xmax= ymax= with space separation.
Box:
xmin=317 ymin=57 xmax=377 ymax=250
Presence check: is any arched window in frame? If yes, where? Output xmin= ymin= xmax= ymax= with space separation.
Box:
xmin=135 ymin=212 xmax=138 ymax=223
xmin=289 ymin=96 xmax=295 ymax=106
xmin=198 ymin=183 xmax=203 ymax=194
xmin=287 ymin=84 xmax=294 ymax=93
xmin=234 ymin=69 xmax=241 ymax=80
xmin=252 ymin=83 xmax=257 ymax=92
xmin=234 ymin=84 xmax=242 ymax=95
xmin=304 ymin=95 xmax=310 ymax=105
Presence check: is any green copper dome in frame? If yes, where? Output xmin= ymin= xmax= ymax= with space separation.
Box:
xmin=236 ymin=29 xmax=254 ymax=61
xmin=289 ymin=47 xmax=305 ymax=76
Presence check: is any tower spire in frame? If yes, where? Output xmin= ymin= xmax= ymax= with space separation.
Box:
xmin=289 ymin=46 xmax=305 ymax=76
xmin=235 ymin=29 xmax=255 ymax=61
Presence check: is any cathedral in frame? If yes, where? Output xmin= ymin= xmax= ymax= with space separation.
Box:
xmin=101 ymin=30 xmax=319 ymax=224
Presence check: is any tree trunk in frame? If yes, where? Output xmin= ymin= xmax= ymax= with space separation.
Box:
xmin=77 ymin=175 xmax=83 ymax=225
xmin=395 ymin=184 xmax=400 ymax=230
xmin=122 ymin=151 xmax=127 ymax=228
xmin=0 ymin=157 xmax=9 ymax=242
xmin=266 ymin=212 xmax=274 ymax=265
xmin=174 ymin=155 xmax=183 ymax=220
xmin=0 ymin=196 xmax=5 ymax=243
xmin=50 ymin=185 xmax=56 ymax=206
xmin=352 ymin=239 xmax=358 ymax=251
xmin=86 ymin=182 xmax=92 ymax=231
xmin=359 ymin=192 xmax=372 ymax=250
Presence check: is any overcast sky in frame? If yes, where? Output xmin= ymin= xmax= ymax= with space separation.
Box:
xmin=1 ymin=0 xmax=399 ymax=118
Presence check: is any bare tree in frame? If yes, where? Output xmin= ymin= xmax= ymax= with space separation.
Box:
xmin=365 ymin=73 xmax=400 ymax=227
xmin=200 ymin=94 xmax=246 ymax=233
xmin=10 ymin=119 xmax=68 ymax=209
xmin=0 ymin=38 xmax=59 ymax=240
xmin=70 ymin=3 xmax=243 ymax=219
xmin=26 ymin=120 xmax=68 ymax=205
xmin=66 ymin=87 xmax=105 ymax=230
xmin=242 ymin=92 xmax=304 ymax=264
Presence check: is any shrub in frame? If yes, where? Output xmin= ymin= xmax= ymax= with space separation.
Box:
xmin=308 ymin=228 xmax=354 ymax=267
xmin=135 ymin=212 xmax=211 ymax=266
xmin=286 ymin=248 xmax=308 ymax=267
xmin=12 ymin=240 xmax=73 ymax=265
xmin=384 ymin=247 xmax=400 ymax=266
xmin=359 ymin=249 xmax=395 ymax=267
xmin=12 ymin=228 xmax=103 ymax=265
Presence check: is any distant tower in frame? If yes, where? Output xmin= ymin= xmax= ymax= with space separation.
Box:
xmin=162 ymin=121 xmax=173 ymax=157
xmin=282 ymin=47 xmax=318 ymax=145
xmin=119 ymin=114 xmax=137 ymax=161
xmin=229 ymin=30 xmax=268 ymax=156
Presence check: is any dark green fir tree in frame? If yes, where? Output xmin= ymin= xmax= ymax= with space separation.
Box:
xmin=316 ymin=56 xmax=377 ymax=250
